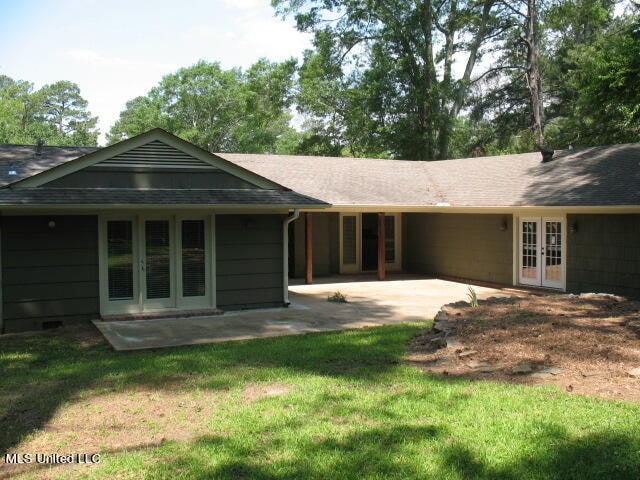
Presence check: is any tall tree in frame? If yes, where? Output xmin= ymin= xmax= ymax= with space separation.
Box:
xmin=39 ymin=81 xmax=99 ymax=145
xmin=274 ymin=0 xmax=510 ymax=160
xmin=563 ymin=15 xmax=640 ymax=145
xmin=0 ymin=75 xmax=99 ymax=146
xmin=108 ymin=59 xmax=298 ymax=154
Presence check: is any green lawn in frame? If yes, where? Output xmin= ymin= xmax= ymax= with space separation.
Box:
xmin=1 ymin=322 xmax=639 ymax=479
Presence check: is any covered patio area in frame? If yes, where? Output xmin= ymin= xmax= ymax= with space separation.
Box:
xmin=94 ymin=276 xmax=519 ymax=350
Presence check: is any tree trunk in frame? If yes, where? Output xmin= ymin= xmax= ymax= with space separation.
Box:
xmin=420 ymin=0 xmax=437 ymax=160
xmin=436 ymin=0 xmax=458 ymax=160
xmin=525 ymin=0 xmax=545 ymax=148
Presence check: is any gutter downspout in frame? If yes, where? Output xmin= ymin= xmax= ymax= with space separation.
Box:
xmin=282 ymin=209 xmax=300 ymax=306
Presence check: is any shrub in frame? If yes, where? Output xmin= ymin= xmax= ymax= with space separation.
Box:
xmin=467 ymin=286 xmax=479 ymax=307
xmin=327 ymin=291 xmax=348 ymax=303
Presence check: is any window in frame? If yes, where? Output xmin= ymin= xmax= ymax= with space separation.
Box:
xmin=342 ymin=216 xmax=357 ymax=264
xmin=181 ymin=220 xmax=206 ymax=297
xmin=107 ymin=220 xmax=134 ymax=300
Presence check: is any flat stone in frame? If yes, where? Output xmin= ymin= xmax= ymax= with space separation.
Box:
xmin=628 ymin=368 xmax=640 ymax=378
xmin=458 ymin=350 xmax=477 ymax=358
xmin=445 ymin=337 xmax=465 ymax=349
xmin=433 ymin=320 xmax=457 ymax=333
xmin=530 ymin=367 xmax=564 ymax=379
xmin=430 ymin=336 xmax=447 ymax=348
xmin=434 ymin=310 xmax=449 ymax=321
xmin=477 ymin=365 xmax=504 ymax=373
xmin=512 ymin=363 xmax=533 ymax=374
xmin=467 ymin=360 xmax=490 ymax=369
xmin=435 ymin=356 xmax=454 ymax=366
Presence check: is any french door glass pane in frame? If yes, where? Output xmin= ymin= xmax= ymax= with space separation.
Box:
xmin=107 ymin=221 xmax=134 ymax=300
xmin=521 ymin=221 xmax=537 ymax=279
xmin=182 ymin=220 xmax=206 ymax=297
xmin=145 ymin=220 xmax=171 ymax=299
xmin=384 ymin=215 xmax=395 ymax=263
xmin=545 ymin=221 xmax=562 ymax=281
xmin=343 ymin=216 xmax=357 ymax=265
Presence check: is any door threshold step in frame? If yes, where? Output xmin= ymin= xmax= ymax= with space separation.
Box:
xmin=101 ymin=309 xmax=224 ymax=322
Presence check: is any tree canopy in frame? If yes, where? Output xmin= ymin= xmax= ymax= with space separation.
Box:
xmin=0 ymin=76 xmax=98 ymax=146
xmin=1 ymin=1 xmax=638 ymax=159
xmin=107 ymin=59 xmax=298 ymax=153
xmin=274 ymin=0 xmax=638 ymax=159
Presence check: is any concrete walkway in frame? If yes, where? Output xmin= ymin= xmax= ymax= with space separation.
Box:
xmin=94 ymin=276 xmax=513 ymax=350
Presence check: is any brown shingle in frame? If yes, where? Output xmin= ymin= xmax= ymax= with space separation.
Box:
xmin=218 ymin=143 xmax=640 ymax=207
xmin=2 ymin=141 xmax=639 ymax=208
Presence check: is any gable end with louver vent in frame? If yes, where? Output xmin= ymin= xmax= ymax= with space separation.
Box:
xmin=36 ymin=140 xmax=265 ymax=190
xmin=95 ymin=140 xmax=218 ymax=170
xmin=11 ymin=129 xmax=286 ymax=191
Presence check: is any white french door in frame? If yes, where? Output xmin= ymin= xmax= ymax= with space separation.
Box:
xmin=100 ymin=215 xmax=213 ymax=315
xmin=518 ymin=217 xmax=565 ymax=289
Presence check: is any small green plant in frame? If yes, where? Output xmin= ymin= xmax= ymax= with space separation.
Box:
xmin=327 ymin=291 xmax=348 ymax=303
xmin=467 ymin=286 xmax=479 ymax=307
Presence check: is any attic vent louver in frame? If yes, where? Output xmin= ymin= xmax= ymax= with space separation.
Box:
xmin=541 ymin=149 xmax=554 ymax=163
xmin=35 ymin=139 xmax=44 ymax=156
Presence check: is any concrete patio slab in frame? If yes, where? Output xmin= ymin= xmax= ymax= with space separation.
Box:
xmin=94 ymin=276 xmax=517 ymax=350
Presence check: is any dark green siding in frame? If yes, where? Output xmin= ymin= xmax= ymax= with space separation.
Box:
xmin=567 ymin=214 xmax=640 ymax=298
xmin=45 ymin=167 xmax=257 ymax=189
xmin=216 ymin=214 xmax=285 ymax=309
xmin=1 ymin=215 xmax=99 ymax=333
xmin=404 ymin=213 xmax=513 ymax=285
xmin=291 ymin=212 xmax=339 ymax=278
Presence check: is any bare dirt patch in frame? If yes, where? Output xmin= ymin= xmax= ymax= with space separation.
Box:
xmin=408 ymin=294 xmax=640 ymax=402
xmin=1 ymin=387 xmax=222 ymax=479
xmin=243 ymin=383 xmax=292 ymax=402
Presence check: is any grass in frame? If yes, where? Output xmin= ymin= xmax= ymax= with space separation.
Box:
xmin=1 ymin=322 xmax=639 ymax=479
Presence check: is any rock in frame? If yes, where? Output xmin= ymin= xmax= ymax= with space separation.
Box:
xmin=430 ymin=336 xmax=447 ymax=348
xmin=458 ymin=350 xmax=477 ymax=358
xmin=467 ymin=360 xmax=504 ymax=372
xmin=512 ymin=363 xmax=533 ymax=374
xmin=477 ymin=365 xmax=502 ymax=373
xmin=435 ymin=356 xmax=454 ymax=366
xmin=433 ymin=320 xmax=456 ymax=333
xmin=467 ymin=360 xmax=490 ymax=369
xmin=445 ymin=337 xmax=465 ymax=350
xmin=434 ymin=310 xmax=449 ymax=322
xmin=530 ymin=367 xmax=564 ymax=379
xmin=628 ymin=368 xmax=640 ymax=378
xmin=477 ymin=365 xmax=503 ymax=373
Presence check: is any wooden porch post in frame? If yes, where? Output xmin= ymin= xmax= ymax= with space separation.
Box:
xmin=305 ymin=212 xmax=313 ymax=284
xmin=377 ymin=212 xmax=386 ymax=281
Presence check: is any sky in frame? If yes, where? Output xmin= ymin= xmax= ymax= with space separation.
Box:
xmin=0 ymin=0 xmax=312 ymax=144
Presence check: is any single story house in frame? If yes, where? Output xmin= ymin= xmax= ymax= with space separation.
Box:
xmin=0 ymin=128 xmax=638 ymax=333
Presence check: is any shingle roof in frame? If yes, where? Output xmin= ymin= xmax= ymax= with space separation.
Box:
xmin=215 ymin=154 xmax=446 ymax=206
xmin=218 ymin=143 xmax=640 ymax=207
xmin=0 ymin=188 xmax=324 ymax=207
xmin=2 ymin=141 xmax=639 ymax=208
xmin=0 ymin=144 xmax=99 ymax=186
